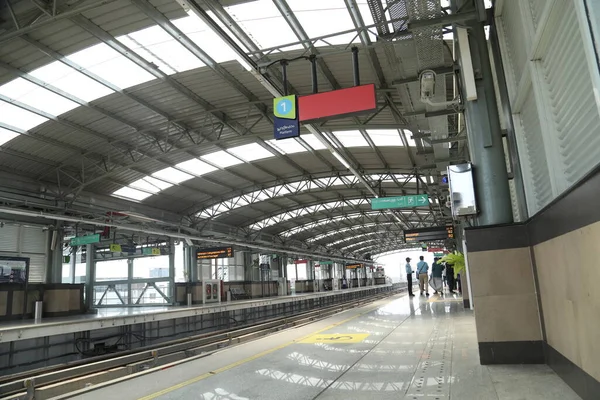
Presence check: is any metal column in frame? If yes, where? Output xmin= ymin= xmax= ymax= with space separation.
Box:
xmin=84 ymin=243 xmax=95 ymax=310
xmin=168 ymin=239 xmax=175 ymax=303
xmin=453 ymin=1 xmax=513 ymax=226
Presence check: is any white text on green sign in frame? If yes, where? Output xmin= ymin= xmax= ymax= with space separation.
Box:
xmin=70 ymin=234 xmax=100 ymax=246
xmin=370 ymin=195 xmax=429 ymax=210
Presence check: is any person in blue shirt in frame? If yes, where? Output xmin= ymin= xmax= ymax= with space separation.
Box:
xmin=416 ymin=255 xmax=430 ymax=296
xmin=405 ymin=257 xmax=415 ymax=297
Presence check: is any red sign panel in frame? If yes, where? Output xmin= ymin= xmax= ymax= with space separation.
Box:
xmin=298 ymin=84 xmax=377 ymax=122
xmin=428 ymin=247 xmax=444 ymax=253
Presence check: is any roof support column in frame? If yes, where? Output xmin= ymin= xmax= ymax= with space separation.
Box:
xmin=452 ymin=0 xmax=512 ymax=226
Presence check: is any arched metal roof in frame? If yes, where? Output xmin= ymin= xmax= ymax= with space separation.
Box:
xmin=0 ymin=0 xmax=471 ymax=258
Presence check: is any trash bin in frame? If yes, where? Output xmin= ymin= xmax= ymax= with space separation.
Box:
xmin=34 ymin=301 xmax=43 ymax=322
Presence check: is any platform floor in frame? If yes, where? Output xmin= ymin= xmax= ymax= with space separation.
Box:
xmin=69 ymin=291 xmax=581 ymax=400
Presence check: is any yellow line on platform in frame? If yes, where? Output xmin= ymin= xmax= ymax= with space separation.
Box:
xmin=137 ymin=297 xmax=394 ymax=400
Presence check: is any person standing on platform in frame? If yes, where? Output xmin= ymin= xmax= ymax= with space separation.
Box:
xmin=446 ymin=263 xmax=455 ymax=293
xmin=430 ymin=257 xmax=445 ymax=295
xmin=416 ymin=256 xmax=429 ymax=296
xmin=405 ymin=257 xmax=415 ymax=297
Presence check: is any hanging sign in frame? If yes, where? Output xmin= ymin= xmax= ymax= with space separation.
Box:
xmin=70 ymin=234 xmax=100 ymax=246
xmin=273 ymin=95 xmax=300 ymax=140
xmin=109 ymin=244 xmax=122 ymax=252
xmin=143 ymin=248 xmax=161 ymax=255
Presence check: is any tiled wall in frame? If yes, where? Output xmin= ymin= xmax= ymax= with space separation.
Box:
xmin=469 ymin=248 xmax=541 ymax=343
xmin=534 ymin=221 xmax=600 ymax=383
xmin=465 ymin=163 xmax=600 ymax=398
xmin=465 ymin=227 xmax=544 ymax=364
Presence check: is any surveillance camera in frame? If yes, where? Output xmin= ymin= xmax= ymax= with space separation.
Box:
xmin=420 ymin=70 xmax=436 ymax=100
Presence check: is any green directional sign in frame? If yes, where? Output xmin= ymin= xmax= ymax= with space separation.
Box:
xmin=318 ymin=260 xmax=333 ymax=265
xmin=70 ymin=234 xmax=100 ymax=246
xmin=370 ymin=194 xmax=429 ymax=210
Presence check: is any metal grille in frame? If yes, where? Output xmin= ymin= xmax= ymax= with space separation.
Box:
xmin=541 ymin=1 xmax=600 ymax=188
xmin=519 ymin=89 xmax=553 ymax=214
xmin=27 ymin=254 xmax=47 ymax=283
xmin=508 ymin=179 xmax=522 ymax=222
xmin=0 ymin=225 xmax=20 ymax=252
xmin=499 ymin=2 xmax=530 ymax=96
xmin=0 ymin=224 xmax=48 ymax=282
xmin=368 ymin=0 xmax=391 ymax=37
xmin=528 ymin=0 xmax=547 ymax=30
xmin=406 ymin=0 xmax=444 ymax=69
xmin=387 ymin=0 xmax=409 ymax=34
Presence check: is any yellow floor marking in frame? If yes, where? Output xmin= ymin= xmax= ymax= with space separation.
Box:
xmin=299 ymin=333 xmax=370 ymax=344
xmin=137 ymin=298 xmax=393 ymax=400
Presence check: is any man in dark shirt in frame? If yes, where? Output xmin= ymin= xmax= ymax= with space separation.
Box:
xmin=431 ymin=257 xmax=445 ymax=295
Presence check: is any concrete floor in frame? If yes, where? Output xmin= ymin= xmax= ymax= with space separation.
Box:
xmin=71 ymin=292 xmax=581 ymax=400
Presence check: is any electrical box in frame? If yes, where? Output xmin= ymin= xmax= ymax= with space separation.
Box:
xmin=447 ymin=163 xmax=478 ymax=217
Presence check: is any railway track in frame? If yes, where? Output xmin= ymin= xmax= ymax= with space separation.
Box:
xmin=0 ymin=287 xmax=405 ymax=400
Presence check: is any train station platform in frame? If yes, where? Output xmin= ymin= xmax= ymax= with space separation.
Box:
xmin=0 ymin=285 xmax=396 ymax=343
xmin=65 ymin=292 xmax=580 ymax=400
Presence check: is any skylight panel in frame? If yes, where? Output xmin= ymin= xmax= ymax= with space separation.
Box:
xmin=333 ymin=131 xmax=369 ymax=147
xmin=130 ymin=176 xmax=173 ymax=193
xmin=0 ymin=127 xmax=19 ymax=146
xmin=367 ymin=129 xmax=404 ymax=146
xmin=151 ymin=167 xmax=194 ymax=184
xmin=201 ymin=151 xmax=243 ymax=168
xmin=117 ymin=25 xmax=204 ymax=74
xmin=176 ymin=158 xmax=217 ymax=176
xmin=29 ymin=61 xmax=114 ymax=102
xmin=0 ymin=78 xmax=79 ymax=116
xmin=403 ymin=129 xmax=417 ymax=146
xmin=113 ymin=187 xmax=152 ymax=201
xmin=0 ymin=101 xmax=48 ymax=131
xmin=66 ymin=43 xmax=155 ymax=90
xmin=267 ymin=138 xmax=306 ymax=154
xmin=172 ymin=14 xmax=238 ymax=64
xmin=228 ymin=143 xmax=274 ymax=162
xmin=288 ymin=0 xmax=359 ymax=46
xmin=301 ymin=134 xmax=326 ymax=150
xmin=225 ymin=0 xmax=301 ymax=51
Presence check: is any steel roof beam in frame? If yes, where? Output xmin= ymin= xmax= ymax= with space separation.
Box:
xmin=0 ymin=0 xmax=119 ymax=44
xmin=70 ymin=15 xmax=250 ymax=137
xmin=273 ymin=0 xmax=389 ymax=170
xmin=184 ymin=0 xmax=381 ymax=202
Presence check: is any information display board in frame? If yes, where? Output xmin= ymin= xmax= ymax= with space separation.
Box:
xmin=346 ymin=263 xmax=363 ymax=269
xmin=196 ymin=247 xmax=234 ymax=259
xmin=0 ymin=257 xmax=28 ymax=283
xmin=404 ymin=226 xmax=454 ymax=243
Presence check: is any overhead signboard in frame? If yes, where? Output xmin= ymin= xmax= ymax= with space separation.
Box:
xmin=317 ymin=260 xmax=333 ymax=265
xmin=109 ymin=244 xmax=122 ymax=253
xmin=70 ymin=234 xmax=100 ymax=246
xmin=196 ymin=247 xmax=234 ymax=260
xmin=404 ymin=226 xmax=455 ymax=243
xmin=142 ymin=248 xmax=161 ymax=255
xmin=346 ymin=263 xmax=363 ymax=269
xmin=371 ymin=194 xmax=429 ymax=210
xmin=273 ymin=95 xmax=300 ymax=140
xmin=299 ymin=84 xmax=376 ymax=122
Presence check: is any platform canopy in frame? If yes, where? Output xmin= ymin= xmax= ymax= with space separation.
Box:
xmin=0 ymin=0 xmax=472 ymax=259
